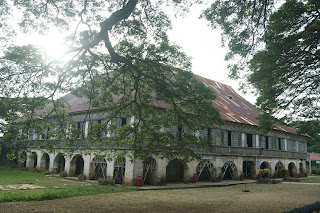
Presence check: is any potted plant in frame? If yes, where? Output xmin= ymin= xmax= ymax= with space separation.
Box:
xmin=161 ymin=176 xmax=166 ymax=186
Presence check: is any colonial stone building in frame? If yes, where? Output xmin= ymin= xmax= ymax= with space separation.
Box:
xmin=19 ymin=75 xmax=308 ymax=185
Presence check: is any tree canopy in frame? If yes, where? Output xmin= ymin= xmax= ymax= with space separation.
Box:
xmin=203 ymin=0 xmax=319 ymax=126
xmin=0 ymin=0 xmax=221 ymax=160
xmin=1 ymin=0 xmax=319 ymax=159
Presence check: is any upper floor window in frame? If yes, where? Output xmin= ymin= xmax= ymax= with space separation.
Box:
xmin=247 ymin=133 xmax=253 ymax=147
xmin=228 ymin=131 xmax=232 ymax=146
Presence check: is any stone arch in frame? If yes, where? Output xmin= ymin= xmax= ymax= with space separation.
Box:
xmin=143 ymin=157 xmax=157 ymax=185
xmin=243 ymin=160 xmax=256 ymax=179
xmin=288 ymin=162 xmax=297 ymax=177
xmin=275 ymin=161 xmax=285 ymax=173
xmin=299 ymin=162 xmax=304 ymax=174
xmin=70 ymin=154 xmax=84 ymax=177
xmin=29 ymin=152 xmax=38 ymax=168
xmin=196 ymin=160 xmax=214 ymax=181
xmin=89 ymin=156 xmax=107 ymax=180
xmin=260 ymin=161 xmax=271 ymax=170
xmin=40 ymin=153 xmax=50 ymax=171
xmin=114 ymin=157 xmax=126 ymax=184
xmin=221 ymin=161 xmax=237 ymax=180
xmin=166 ymin=159 xmax=188 ymax=183
xmin=53 ymin=153 xmax=65 ymax=174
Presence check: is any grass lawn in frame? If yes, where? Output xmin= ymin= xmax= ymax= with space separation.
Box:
xmin=0 ymin=182 xmax=319 ymax=213
xmin=301 ymin=175 xmax=320 ymax=183
xmin=0 ymin=166 xmax=137 ymax=203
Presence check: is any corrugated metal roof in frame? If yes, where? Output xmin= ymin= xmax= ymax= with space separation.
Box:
xmin=30 ymin=74 xmax=300 ymax=136
xmin=193 ymin=74 xmax=299 ymax=135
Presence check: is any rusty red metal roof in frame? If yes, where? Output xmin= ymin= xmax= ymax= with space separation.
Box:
xmin=29 ymin=74 xmax=300 ymax=136
xmin=193 ymin=74 xmax=299 ymax=135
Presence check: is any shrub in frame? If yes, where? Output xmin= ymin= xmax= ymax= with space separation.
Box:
xmin=257 ymin=177 xmax=271 ymax=184
xmin=271 ymin=180 xmax=280 ymax=184
xmin=60 ymin=171 xmax=67 ymax=177
xmin=283 ymin=176 xmax=291 ymax=181
xmin=98 ymin=178 xmax=114 ymax=185
xmin=78 ymin=174 xmax=86 ymax=181
xmin=312 ymin=168 xmax=320 ymax=175
xmin=259 ymin=169 xmax=270 ymax=178
xmin=279 ymin=168 xmax=288 ymax=178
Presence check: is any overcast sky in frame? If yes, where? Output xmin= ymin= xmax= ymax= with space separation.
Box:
xmin=15 ymin=3 xmax=257 ymax=104
xmin=168 ymin=4 xmax=257 ymax=104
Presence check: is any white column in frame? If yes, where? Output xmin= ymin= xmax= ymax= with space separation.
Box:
xmin=83 ymin=155 xmax=91 ymax=179
xmin=124 ymin=156 xmax=135 ymax=185
xmin=106 ymin=159 xmax=114 ymax=179
xmin=284 ymin=139 xmax=288 ymax=151
xmin=256 ymin=135 xmax=260 ymax=148
xmin=133 ymin=159 xmax=144 ymax=178
xmin=155 ymin=157 xmax=168 ymax=181
xmin=26 ymin=152 xmax=33 ymax=169
xmin=64 ymin=156 xmax=72 ymax=176
xmin=241 ymin=133 xmax=246 ymax=147
xmin=84 ymin=121 xmax=89 ymax=137
xmin=49 ymin=153 xmax=55 ymax=173
xmin=36 ymin=151 xmax=42 ymax=170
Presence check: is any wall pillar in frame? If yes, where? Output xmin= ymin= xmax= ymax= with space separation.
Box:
xmin=284 ymin=139 xmax=288 ymax=151
xmin=187 ymin=160 xmax=198 ymax=182
xmin=124 ymin=157 xmax=134 ymax=185
xmin=155 ymin=157 xmax=168 ymax=183
xmin=49 ymin=153 xmax=55 ymax=173
xmin=241 ymin=133 xmax=245 ymax=147
xmin=64 ymin=156 xmax=72 ymax=176
xmin=36 ymin=151 xmax=42 ymax=170
xmin=106 ymin=159 xmax=114 ymax=179
xmin=255 ymin=135 xmax=260 ymax=148
xmin=83 ymin=155 xmax=91 ymax=179
xmin=25 ymin=152 xmax=33 ymax=169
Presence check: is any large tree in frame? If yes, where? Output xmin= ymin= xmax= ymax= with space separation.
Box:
xmin=203 ymin=0 xmax=319 ymax=127
xmin=0 ymin=0 xmax=221 ymax=160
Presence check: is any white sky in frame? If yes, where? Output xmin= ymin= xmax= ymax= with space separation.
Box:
xmin=168 ymin=5 xmax=257 ymax=104
xmin=15 ymin=4 xmax=257 ymax=105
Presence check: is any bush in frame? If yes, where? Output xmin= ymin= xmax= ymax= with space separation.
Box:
xmin=257 ymin=177 xmax=271 ymax=184
xmin=259 ymin=169 xmax=270 ymax=178
xmin=312 ymin=168 xmax=320 ymax=175
xmin=283 ymin=176 xmax=291 ymax=181
xmin=78 ymin=174 xmax=86 ymax=181
xmin=60 ymin=171 xmax=67 ymax=177
xmin=279 ymin=168 xmax=288 ymax=178
xmin=98 ymin=178 xmax=114 ymax=185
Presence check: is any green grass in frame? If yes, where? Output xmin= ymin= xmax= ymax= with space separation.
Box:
xmin=0 ymin=166 xmax=137 ymax=203
xmin=301 ymin=175 xmax=320 ymax=183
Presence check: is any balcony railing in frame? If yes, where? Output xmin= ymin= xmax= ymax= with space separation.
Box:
xmin=200 ymin=146 xmax=307 ymax=159
xmin=20 ymin=140 xmax=307 ymax=160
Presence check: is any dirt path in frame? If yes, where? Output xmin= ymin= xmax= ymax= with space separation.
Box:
xmin=0 ymin=183 xmax=319 ymax=213
xmin=0 ymin=184 xmax=45 ymax=190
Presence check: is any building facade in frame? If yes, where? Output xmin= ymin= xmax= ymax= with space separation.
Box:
xmin=18 ymin=75 xmax=308 ymax=185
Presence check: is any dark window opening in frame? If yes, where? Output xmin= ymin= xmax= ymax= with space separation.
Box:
xmin=46 ymin=127 xmax=50 ymax=139
xmin=207 ymin=128 xmax=211 ymax=137
xmin=228 ymin=131 xmax=232 ymax=146
xmin=122 ymin=118 xmax=127 ymax=126
xmin=247 ymin=134 xmax=253 ymax=147
xmin=77 ymin=122 xmax=82 ymax=139
xmin=266 ymin=137 xmax=269 ymax=149
xmin=278 ymin=138 xmax=281 ymax=150
xmin=97 ymin=120 xmax=102 ymax=137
